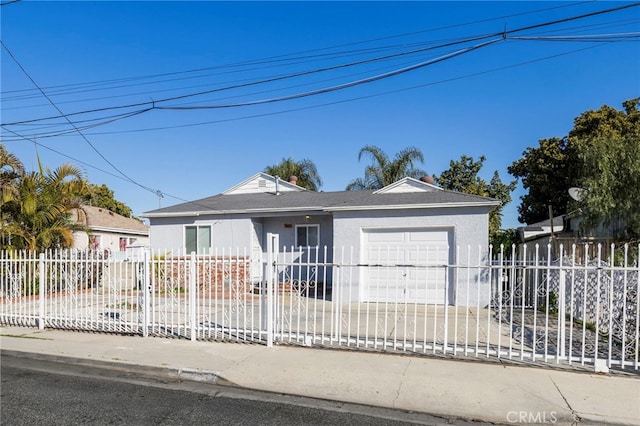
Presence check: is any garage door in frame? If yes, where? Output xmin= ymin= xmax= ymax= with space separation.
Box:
xmin=363 ymin=228 xmax=452 ymax=304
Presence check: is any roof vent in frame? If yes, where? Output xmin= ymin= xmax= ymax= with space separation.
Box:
xmin=288 ymin=175 xmax=298 ymax=185
xmin=420 ymin=175 xmax=434 ymax=184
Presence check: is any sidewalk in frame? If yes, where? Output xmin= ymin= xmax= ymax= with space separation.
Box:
xmin=1 ymin=326 xmax=638 ymax=425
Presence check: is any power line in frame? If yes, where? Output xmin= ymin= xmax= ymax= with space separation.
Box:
xmin=2 ymin=31 xmax=505 ymax=126
xmin=4 ymin=2 xmax=637 ymax=130
xmin=1 ymin=3 xmax=631 ymax=213
xmin=0 ymin=40 xmax=157 ymax=195
xmin=2 ymin=128 xmax=236 ymax=212
xmin=0 ymin=0 xmax=596 ymax=98
xmin=4 ymin=16 xmax=637 ymax=114
xmin=509 ymin=32 xmax=640 ymax=42
xmin=1 ymin=42 xmax=608 ymax=141
xmin=1 ymin=40 xmax=497 ymax=140
xmin=156 ymin=38 xmax=503 ymax=111
xmin=3 ymin=127 xmax=199 ymax=209
xmin=0 ymin=25 xmax=632 ymax=144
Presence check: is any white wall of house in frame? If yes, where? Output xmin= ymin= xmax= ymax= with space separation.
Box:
xmin=332 ymin=206 xmax=493 ymax=307
xmin=149 ymin=213 xmax=334 ymax=255
xmin=73 ymin=230 xmax=149 ymax=253
xmin=148 ymin=215 xmax=253 ymax=254
xmin=261 ymin=214 xmax=333 ymax=252
xmin=148 ymin=206 xmax=493 ymax=307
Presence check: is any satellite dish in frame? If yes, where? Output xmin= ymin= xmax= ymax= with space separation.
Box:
xmin=568 ymin=187 xmax=584 ymax=201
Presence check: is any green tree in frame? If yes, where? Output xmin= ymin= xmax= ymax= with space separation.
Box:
xmin=346 ymin=145 xmax=428 ymax=190
xmin=81 ymin=183 xmax=133 ymax=218
xmin=491 ymin=228 xmax=520 ymax=250
xmin=1 ymin=144 xmax=24 ymax=209
xmin=508 ymin=98 xmax=639 ymax=234
xmin=264 ymin=157 xmax=322 ymax=191
xmin=508 ymin=137 xmax=577 ymax=224
xmin=1 ymin=144 xmax=26 ymax=248
xmin=1 ymin=158 xmax=87 ymax=251
xmin=573 ymin=99 xmax=640 ymax=240
xmin=436 ymin=155 xmax=516 ymax=245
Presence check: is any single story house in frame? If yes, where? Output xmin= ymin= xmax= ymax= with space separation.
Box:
xmin=517 ymin=212 xmax=626 ymax=262
xmin=518 ymin=215 xmax=566 ymax=246
xmin=143 ymin=173 xmax=500 ymax=306
xmin=71 ymin=205 xmax=149 ymax=258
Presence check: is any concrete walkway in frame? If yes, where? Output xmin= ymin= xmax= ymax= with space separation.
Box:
xmin=1 ymin=326 xmax=638 ymax=425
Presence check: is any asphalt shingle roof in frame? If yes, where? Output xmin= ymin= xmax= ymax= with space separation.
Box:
xmin=144 ymin=189 xmax=498 ymax=217
xmin=74 ymin=205 xmax=149 ymax=233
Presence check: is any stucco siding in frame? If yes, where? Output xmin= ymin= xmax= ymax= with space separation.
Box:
xmin=149 ymin=215 xmax=253 ymax=253
xmin=149 ymin=213 xmax=334 ymax=257
xmin=261 ymin=214 xmax=333 ymax=252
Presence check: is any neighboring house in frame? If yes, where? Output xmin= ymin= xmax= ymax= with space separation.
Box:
xmin=518 ymin=215 xmax=566 ymax=247
xmin=71 ymin=205 xmax=149 ymax=258
xmin=517 ymin=213 xmax=624 ymax=261
xmin=143 ymin=173 xmax=500 ymax=306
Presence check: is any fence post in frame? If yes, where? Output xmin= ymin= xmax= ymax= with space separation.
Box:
xmin=266 ymin=233 xmax=278 ymax=347
xmin=558 ymin=269 xmax=566 ymax=360
xmin=189 ymin=251 xmax=197 ymax=342
xmin=142 ymin=249 xmax=150 ymax=337
xmin=38 ymin=253 xmax=45 ymax=330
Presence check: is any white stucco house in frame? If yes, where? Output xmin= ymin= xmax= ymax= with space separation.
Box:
xmin=71 ymin=205 xmax=149 ymax=258
xmin=143 ymin=173 xmax=500 ymax=306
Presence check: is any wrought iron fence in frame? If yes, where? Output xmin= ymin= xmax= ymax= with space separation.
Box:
xmin=1 ymin=241 xmax=638 ymax=371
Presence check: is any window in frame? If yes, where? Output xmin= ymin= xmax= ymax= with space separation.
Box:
xmin=89 ymin=235 xmax=101 ymax=250
xmin=296 ymin=225 xmax=319 ymax=247
xmin=185 ymin=226 xmax=211 ymax=254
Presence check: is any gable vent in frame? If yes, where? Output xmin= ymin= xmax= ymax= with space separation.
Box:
xmin=258 ymin=179 xmax=266 ymax=188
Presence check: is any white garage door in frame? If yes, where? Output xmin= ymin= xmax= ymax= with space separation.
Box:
xmin=363 ymin=228 xmax=452 ymax=304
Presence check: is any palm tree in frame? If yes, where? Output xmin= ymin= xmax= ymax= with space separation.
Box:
xmin=2 ymin=161 xmax=87 ymax=251
xmin=1 ymin=144 xmax=26 ymax=248
xmin=346 ymin=145 xmax=428 ymax=190
xmin=264 ymin=157 xmax=322 ymax=191
xmin=1 ymin=143 xmax=25 ymax=206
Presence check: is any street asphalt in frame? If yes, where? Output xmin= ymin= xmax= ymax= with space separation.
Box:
xmin=1 ymin=326 xmax=638 ymax=425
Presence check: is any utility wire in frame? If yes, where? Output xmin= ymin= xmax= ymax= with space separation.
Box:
xmin=0 ymin=27 xmax=633 ymax=142
xmin=5 ymin=17 xmax=637 ymax=112
xmin=4 ymin=1 xmax=638 ymax=129
xmin=1 ymin=40 xmax=495 ymax=139
xmin=156 ymin=38 xmax=502 ymax=110
xmin=0 ymin=29 xmax=631 ymax=142
xmin=2 ymin=31 xmax=504 ymax=126
xmin=509 ymin=32 xmax=640 ymax=42
xmin=0 ymin=40 xmax=158 ymax=195
xmin=1 ymin=42 xmax=607 ymax=140
xmin=0 ymin=43 xmax=611 ymax=212
xmin=0 ymin=0 xmax=595 ymax=98
xmin=3 ymin=127 xmax=229 ymax=211
xmin=4 ymin=50 xmax=427 ymax=130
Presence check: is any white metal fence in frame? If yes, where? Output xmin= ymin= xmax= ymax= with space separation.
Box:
xmin=1 ymin=239 xmax=638 ymax=372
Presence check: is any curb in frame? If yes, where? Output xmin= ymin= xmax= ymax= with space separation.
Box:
xmin=1 ymin=348 xmax=478 ymax=426
xmin=0 ymin=349 xmax=238 ymax=388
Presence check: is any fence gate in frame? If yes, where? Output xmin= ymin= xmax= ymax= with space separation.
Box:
xmin=142 ymin=250 xmax=266 ymax=343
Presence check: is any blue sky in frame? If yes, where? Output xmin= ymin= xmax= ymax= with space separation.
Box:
xmin=2 ymin=1 xmax=639 ymax=228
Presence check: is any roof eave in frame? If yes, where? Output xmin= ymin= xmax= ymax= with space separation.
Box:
xmin=143 ymin=206 xmax=325 ymax=218
xmin=325 ymin=201 xmax=500 ymax=212
xmin=79 ymin=226 xmax=149 ymax=236
xmin=142 ymin=211 xmax=217 ymax=218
